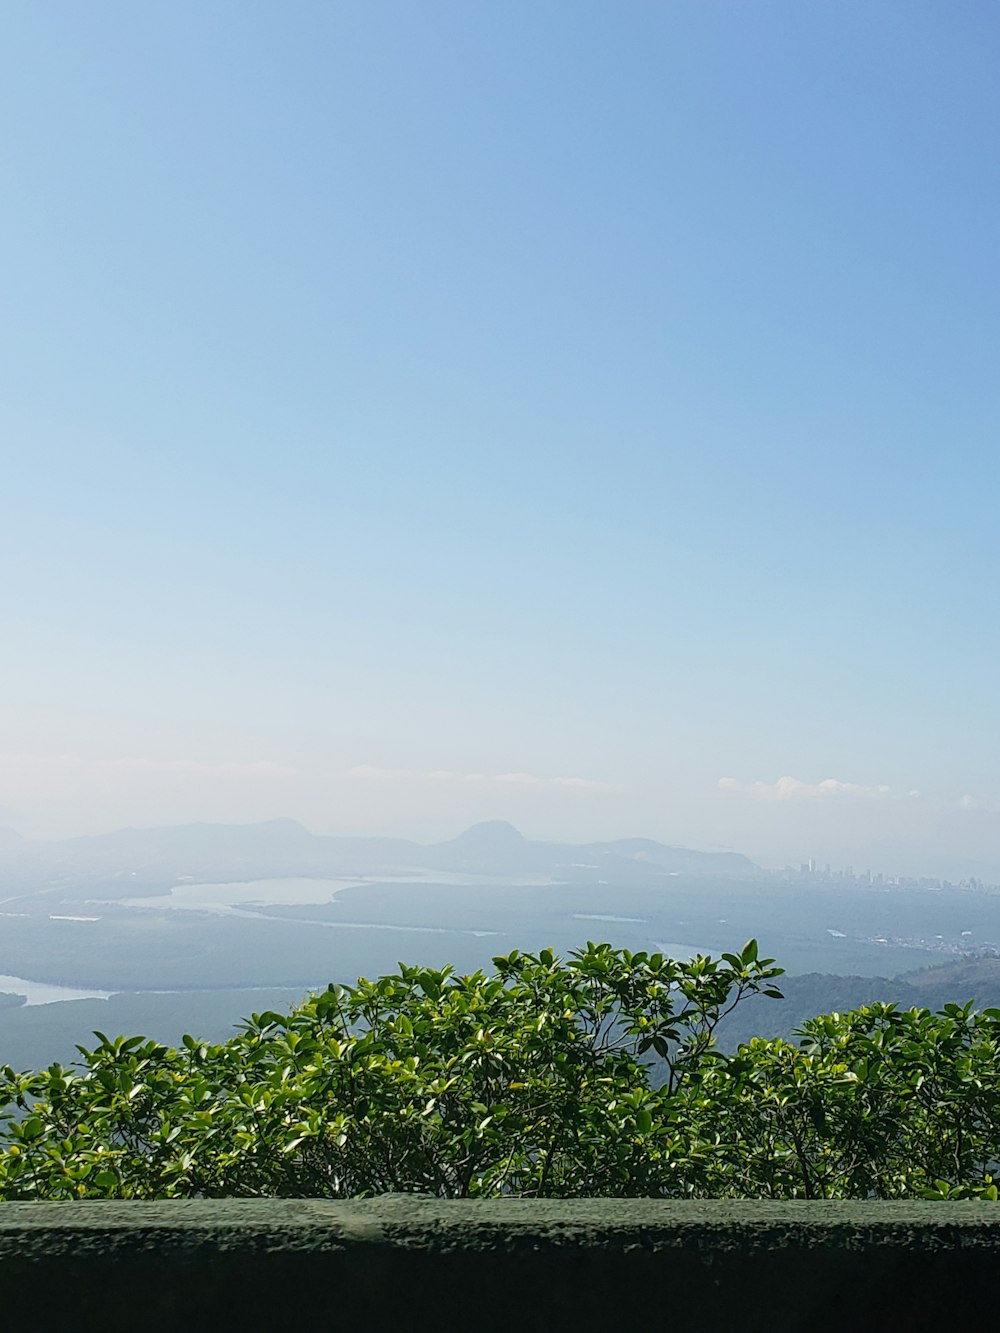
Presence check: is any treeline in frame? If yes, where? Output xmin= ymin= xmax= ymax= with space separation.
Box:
xmin=1 ymin=943 xmax=998 ymax=1201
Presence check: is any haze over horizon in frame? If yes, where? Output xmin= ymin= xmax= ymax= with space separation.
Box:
xmin=5 ymin=3 xmax=1000 ymax=880
xmin=0 ymin=805 xmax=996 ymax=887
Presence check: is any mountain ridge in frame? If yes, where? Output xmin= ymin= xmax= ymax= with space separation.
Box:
xmin=0 ymin=817 xmax=758 ymax=893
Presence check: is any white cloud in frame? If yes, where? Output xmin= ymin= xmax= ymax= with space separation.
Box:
xmin=350 ymin=765 xmax=619 ymax=792
xmin=0 ymin=752 xmax=84 ymax=771
xmin=95 ymin=758 xmax=297 ymax=778
xmin=0 ymin=753 xmax=296 ymax=779
xmin=959 ymin=794 xmax=1000 ymax=813
xmin=718 ymin=775 xmax=891 ymax=802
xmin=492 ymin=771 xmax=622 ymax=791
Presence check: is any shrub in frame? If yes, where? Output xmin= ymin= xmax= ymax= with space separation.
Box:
xmin=1 ymin=942 xmax=997 ymax=1201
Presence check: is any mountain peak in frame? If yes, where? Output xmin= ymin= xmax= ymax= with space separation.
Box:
xmin=447 ymin=820 xmax=527 ymax=848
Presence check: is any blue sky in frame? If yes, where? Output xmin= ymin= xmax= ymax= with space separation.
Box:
xmin=3 ymin=2 xmax=999 ymax=874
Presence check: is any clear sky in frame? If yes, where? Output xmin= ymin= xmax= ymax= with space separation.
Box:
xmin=3 ymin=2 xmax=1000 ymax=876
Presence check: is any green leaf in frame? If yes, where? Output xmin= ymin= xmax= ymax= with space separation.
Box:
xmin=19 ymin=1116 xmax=43 ymax=1141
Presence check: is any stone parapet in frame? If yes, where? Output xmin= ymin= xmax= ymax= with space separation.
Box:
xmin=1 ymin=1196 xmax=996 ymax=1330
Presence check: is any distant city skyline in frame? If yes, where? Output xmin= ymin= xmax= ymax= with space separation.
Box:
xmin=4 ymin=3 xmax=1000 ymax=880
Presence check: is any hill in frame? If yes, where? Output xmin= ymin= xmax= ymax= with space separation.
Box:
xmin=715 ymin=955 xmax=1000 ymax=1048
xmin=0 ymin=818 xmax=758 ymax=899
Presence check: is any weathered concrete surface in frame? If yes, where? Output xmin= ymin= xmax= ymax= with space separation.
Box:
xmin=0 ymin=1197 xmax=997 ymax=1331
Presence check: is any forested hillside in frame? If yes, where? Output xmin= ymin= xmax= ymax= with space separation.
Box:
xmin=716 ymin=956 xmax=1000 ymax=1047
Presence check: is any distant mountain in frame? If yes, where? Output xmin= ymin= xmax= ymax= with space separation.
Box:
xmin=716 ymin=956 xmax=1000 ymax=1050
xmin=423 ymin=821 xmax=536 ymax=873
xmin=418 ymin=820 xmax=756 ymax=878
xmin=586 ymin=838 xmax=756 ymax=878
xmin=0 ymin=817 xmax=758 ymax=897
xmin=440 ymin=820 xmax=527 ymax=851
xmin=0 ymin=819 xmax=421 ymax=892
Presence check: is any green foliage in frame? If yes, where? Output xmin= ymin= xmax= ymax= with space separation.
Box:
xmin=0 ymin=940 xmax=998 ymax=1201
xmin=695 ymin=1001 xmax=1000 ymax=1199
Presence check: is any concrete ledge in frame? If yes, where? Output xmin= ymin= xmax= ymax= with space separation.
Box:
xmin=1 ymin=1197 xmax=998 ymax=1331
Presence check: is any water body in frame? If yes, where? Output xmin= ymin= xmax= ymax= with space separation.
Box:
xmin=119 ymin=877 xmax=499 ymax=938
xmin=0 ymin=974 xmax=112 ymax=1006
xmin=121 ymin=877 xmax=361 ymax=915
xmin=376 ymin=871 xmax=559 ymax=888
xmin=573 ymin=913 xmax=647 ymax=924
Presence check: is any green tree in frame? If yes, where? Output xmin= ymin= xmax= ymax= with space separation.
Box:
xmin=3 ymin=942 xmax=1000 ymax=1201
xmin=0 ymin=941 xmax=780 ymax=1200
xmin=692 ymin=1002 xmax=1000 ymax=1199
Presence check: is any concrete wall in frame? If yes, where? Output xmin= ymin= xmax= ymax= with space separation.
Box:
xmin=1 ymin=1196 xmax=997 ymax=1331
